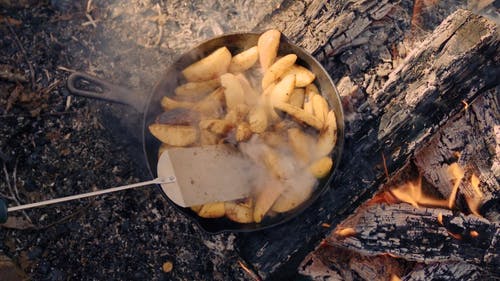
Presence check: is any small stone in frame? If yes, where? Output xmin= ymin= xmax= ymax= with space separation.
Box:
xmin=162 ymin=261 xmax=173 ymax=273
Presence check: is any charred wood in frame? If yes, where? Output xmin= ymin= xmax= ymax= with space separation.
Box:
xmin=328 ymin=204 xmax=499 ymax=274
xmin=401 ymin=262 xmax=487 ymax=281
xmin=238 ymin=9 xmax=499 ymax=280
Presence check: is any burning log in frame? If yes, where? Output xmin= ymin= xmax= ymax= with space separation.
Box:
xmin=327 ymin=204 xmax=499 ymax=273
xmin=401 ymin=262 xmax=485 ymax=281
xmin=413 ymin=89 xmax=500 ymax=219
xmin=238 ymin=8 xmax=499 ymax=279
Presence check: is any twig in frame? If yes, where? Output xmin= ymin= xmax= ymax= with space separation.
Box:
xmin=84 ymin=13 xmax=98 ymax=28
xmin=57 ymin=66 xmax=77 ymax=73
xmin=4 ymin=18 xmax=36 ymax=91
xmin=237 ymin=259 xmax=262 ymax=281
xmin=2 ymin=162 xmax=32 ymax=223
xmin=36 ymin=203 xmax=92 ymax=230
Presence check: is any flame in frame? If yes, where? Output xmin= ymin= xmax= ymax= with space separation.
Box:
xmin=387 ymin=162 xmax=483 ymax=216
xmin=334 ymin=227 xmax=356 ymax=238
xmin=389 ymin=177 xmax=448 ymax=208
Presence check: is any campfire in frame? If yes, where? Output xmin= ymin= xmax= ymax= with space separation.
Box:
xmin=0 ymin=0 xmax=498 ymax=280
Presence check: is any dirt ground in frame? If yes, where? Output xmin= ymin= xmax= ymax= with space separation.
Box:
xmin=0 ymin=0 xmax=281 ymax=280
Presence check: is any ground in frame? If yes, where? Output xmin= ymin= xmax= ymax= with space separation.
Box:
xmin=0 ymin=0 xmax=280 ymax=280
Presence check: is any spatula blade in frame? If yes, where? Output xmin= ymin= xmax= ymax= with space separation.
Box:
xmin=157 ymin=145 xmax=255 ymax=207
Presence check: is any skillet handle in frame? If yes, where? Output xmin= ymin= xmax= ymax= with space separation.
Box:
xmin=67 ymin=71 xmax=145 ymax=112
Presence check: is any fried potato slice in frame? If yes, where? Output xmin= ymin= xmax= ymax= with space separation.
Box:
xmin=190 ymin=205 xmax=203 ymax=213
xmin=272 ymin=173 xmax=315 ymax=213
xmin=261 ymin=54 xmax=297 ymax=89
xmin=253 ymin=179 xmax=286 ymax=223
xmin=182 ymin=47 xmax=232 ymax=82
xmin=236 ymin=122 xmax=253 ymax=142
xmin=158 ymin=143 xmax=169 ymax=158
xmin=199 ymin=119 xmax=233 ymax=135
xmin=161 ymin=96 xmax=194 ymax=111
xmin=174 ymin=78 xmax=220 ymax=99
xmin=274 ymin=102 xmax=323 ymax=130
xmin=283 ymin=65 xmax=315 ymax=87
xmin=229 ymin=46 xmax=259 ymax=73
xmin=225 ymin=201 xmax=254 ymax=223
xmin=258 ymin=29 xmax=281 ymax=71
xmin=199 ymin=129 xmax=220 ymax=145
xmin=287 ymin=128 xmax=315 ymax=164
xmin=225 ymin=104 xmax=250 ymax=125
xmin=192 ymin=88 xmax=224 ymax=119
xmin=269 ymin=74 xmax=295 ymax=109
xmin=316 ymin=110 xmax=338 ymax=158
xmin=220 ymin=73 xmax=245 ymax=110
xmin=288 ymin=88 xmax=305 ymax=108
xmin=198 ymin=202 xmax=225 ymax=218
xmin=308 ymin=156 xmax=333 ymax=178
xmin=303 ymin=83 xmax=319 ymax=114
xmin=149 ymin=124 xmax=198 ymax=146
xmin=235 ymin=73 xmax=260 ymax=107
xmin=261 ymin=131 xmax=287 ymax=148
xmin=248 ymin=106 xmax=268 ymax=133
xmin=312 ymin=94 xmax=329 ymax=125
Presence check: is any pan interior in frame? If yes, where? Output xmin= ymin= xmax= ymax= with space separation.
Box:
xmin=142 ymin=33 xmax=344 ymax=233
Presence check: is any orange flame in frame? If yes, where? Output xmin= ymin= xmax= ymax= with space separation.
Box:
xmin=389 ymin=177 xmax=448 ymax=208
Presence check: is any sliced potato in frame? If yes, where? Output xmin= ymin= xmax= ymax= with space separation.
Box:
xmin=269 ymin=74 xmax=295 ymax=108
xmin=190 ymin=205 xmax=203 ymax=213
xmin=304 ymin=84 xmax=319 ymax=114
xmin=308 ymin=156 xmax=333 ymax=178
xmin=225 ymin=202 xmax=254 ymax=223
xmin=283 ymin=65 xmax=315 ymax=87
xmin=289 ymin=88 xmax=305 ymax=108
xmin=229 ymin=46 xmax=259 ymax=73
xmin=258 ymin=29 xmax=281 ymax=71
xmin=261 ymin=131 xmax=287 ymax=148
xmin=287 ymin=128 xmax=315 ymax=164
xmin=220 ymin=73 xmax=245 ymax=110
xmin=225 ymin=104 xmax=250 ymax=125
xmin=262 ymin=54 xmax=297 ymax=89
xmin=174 ymin=78 xmax=220 ymax=99
xmin=312 ymin=94 xmax=329 ymax=125
xmin=253 ymin=179 xmax=286 ymax=223
xmin=198 ymin=202 xmax=225 ymax=218
xmin=236 ymin=122 xmax=253 ymax=142
xmin=161 ymin=96 xmax=194 ymax=111
xmin=199 ymin=119 xmax=233 ymax=135
xmin=261 ymin=83 xmax=280 ymax=121
xmin=235 ymin=73 xmax=260 ymax=107
xmin=315 ymin=110 xmax=338 ymax=158
xmin=272 ymin=174 xmax=315 ymax=213
xmin=262 ymin=147 xmax=288 ymax=180
xmin=199 ymin=129 xmax=219 ymax=145
xmin=182 ymin=47 xmax=232 ymax=82
xmin=149 ymin=124 xmax=198 ymax=146
xmin=274 ymin=102 xmax=323 ymax=130
xmin=248 ymin=106 xmax=268 ymax=133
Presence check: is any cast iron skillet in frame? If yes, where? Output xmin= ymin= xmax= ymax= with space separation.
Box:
xmin=67 ymin=32 xmax=344 ymax=233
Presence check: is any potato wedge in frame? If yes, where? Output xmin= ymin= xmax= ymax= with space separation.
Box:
xmin=158 ymin=143 xmax=169 ymax=158
xmin=229 ymin=46 xmax=259 ymax=73
xmin=258 ymin=29 xmax=281 ymax=71
xmin=236 ymin=122 xmax=253 ymax=142
xmin=225 ymin=202 xmax=254 ymax=223
xmin=174 ymin=78 xmax=220 ymax=99
xmin=287 ymin=128 xmax=315 ymax=164
xmin=182 ymin=47 xmax=232 ymax=82
xmin=261 ymin=131 xmax=287 ymax=148
xmin=161 ymin=96 xmax=194 ymax=111
xmin=304 ymin=84 xmax=319 ymax=115
xmin=190 ymin=205 xmax=203 ymax=213
xmin=289 ymin=88 xmax=305 ymax=108
xmin=274 ymin=102 xmax=323 ymax=130
xmin=283 ymin=65 xmax=315 ymax=87
xmin=269 ymin=74 xmax=295 ymax=108
xmin=248 ymin=106 xmax=268 ymax=133
xmin=308 ymin=156 xmax=333 ymax=178
xmin=225 ymin=104 xmax=250 ymax=125
xmin=199 ymin=129 xmax=219 ymax=145
xmin=235 ymin=73 xmax=260 ymax=107
xmin=312 ymin=94 xmax=329 ymax=125
xmin=253 ymin=179 xmax=286 ymax=223
xmin=149 ymin=124 xmax=198 ymax=146
xmin=199 ymin=119 xmax=233 ymax=135
xmin=198 ymin=202 xmax=225 ymax=218
xmin=315 ymin=110 xmax=338 ymax=158
xmin=261 ymin=54 xmax=297 ymax=89
xmin=220 ymin=73 xmax=245 ymax=110
xmin=272 ymin=173 xmax=315 ymax=213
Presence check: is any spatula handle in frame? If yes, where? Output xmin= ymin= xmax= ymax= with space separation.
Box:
xmin=1 ymin=177 xmax=175 ymax=218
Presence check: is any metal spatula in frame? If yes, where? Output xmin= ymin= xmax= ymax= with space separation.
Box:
xmin=0 ymin=145 xmax=254 ymax=223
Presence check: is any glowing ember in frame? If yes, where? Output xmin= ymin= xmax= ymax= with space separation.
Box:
xmin=470 ymin=230 xmax=480 ymax=238
xmin=390 ymin=274 xmax=402 ymax=281
xmin=437 ymin=212 xmax=443 ymax=225
xmin=334 ymin=227 xmax=356 ymax=237
xmin=447 ymin=163 xmax=464 ymax=209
